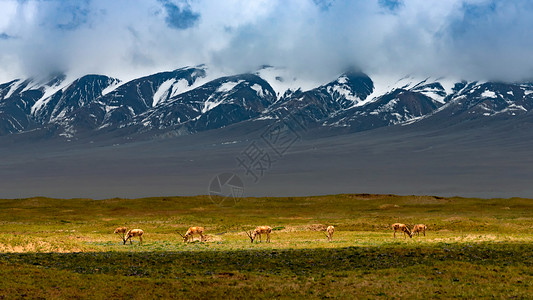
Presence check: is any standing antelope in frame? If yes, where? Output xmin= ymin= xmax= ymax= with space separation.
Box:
xmin=323 ymin=225 xmax=335 ymax=241
xmin=114 ymin=227 xmax=128 ymax=243
xmin=392 ymin=223 xmax=412 ymax=238
xmin=179 ymin=226 xmax=205 ymax=242
xmin=412 ymin=224 xmax=427 ymax=236
xmin=244 ymin=226 xmax=272 ymax=243
xmin=124 ymin=229 xmax=144 ymax=245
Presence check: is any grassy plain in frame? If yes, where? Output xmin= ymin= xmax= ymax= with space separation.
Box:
xmin=0 ymin=194 xmax=532 ymax=299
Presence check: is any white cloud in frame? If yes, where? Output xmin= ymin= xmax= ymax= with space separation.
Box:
xmin=0 ymin=1 xmax=18 ymax=31
xmin=0 ymin=0 xmax=532 ymax=84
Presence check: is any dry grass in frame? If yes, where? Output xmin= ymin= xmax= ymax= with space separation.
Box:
xmin=0 ymin=194 xmax=532 ymax=298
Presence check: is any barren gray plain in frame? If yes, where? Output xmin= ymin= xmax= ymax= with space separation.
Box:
xmin=1 ymin=114 xmax=532 ymax=199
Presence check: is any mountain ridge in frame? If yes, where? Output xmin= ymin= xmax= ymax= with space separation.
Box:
xmin=1 ymin=66 xmax=533 ymax=144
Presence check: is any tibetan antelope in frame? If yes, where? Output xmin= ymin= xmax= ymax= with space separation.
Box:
xmin=392 ymin=223 xmax=412 ymax=238
xmin=323 ymin=225 xmax=335 ymax=241
xmin=124 ymin=229 xmax=144 ymax=245
xmin=244 ymin=226 xmax=272 ymax=243
xmin=179 ymin=226 xmax=205 ymax=242
xmin=412 ymin=224 xmax=427 ymax=236
xmin=114 ymin=227 xmax=128 ymax=242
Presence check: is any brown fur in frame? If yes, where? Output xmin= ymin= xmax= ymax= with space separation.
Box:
xmin=412 ymin=224 xmax=427 ymax=236
xmin=114 ymin=227 xmax=128 ymax=234
xmin=326 ymin=225 xmax=335 ymax=241
xmin=250 ymin=226 xmax=272 ymax=243
xmin=392 ymin=223 xmax=412 ymax=238
xmin=114 ymin=227 xmax=128 ymax=242
xmin=182 ymin=226 xmax=205 ymax=242
xmin=124 ymin=229 xmax=144 ymax=244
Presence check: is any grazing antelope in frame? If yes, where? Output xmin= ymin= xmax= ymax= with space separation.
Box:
xmin=392 ymin=223 xmax=412 ymax=238
xmin=124 ymin=229 xmax=144 ymax=245
xmin=412 ymin=224 xmax=427 ymax=236
xmin=179 ymin=226 xmax=205 ymax=242
xmin=323 ymin=225 xmax=335 ymax=241
xmin=244 ymin=226 xmax=272 ymax=243
xmin=114 ymin=227 xmax=128 ymax=242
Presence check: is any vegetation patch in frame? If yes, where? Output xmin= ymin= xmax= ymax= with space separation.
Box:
xmin=0 ymin=194 xmax=532 ymax=298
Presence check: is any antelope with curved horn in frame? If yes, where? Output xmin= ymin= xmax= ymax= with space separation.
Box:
xmin=412 ymin=224 xmax=427 ymax=236
xmin=244 ymin=226 xmax=272 ymax=243
xmin=392 ymin=223 xmax=412 ymax=238
xmin=323 ymin=225 xmax=335 ymax=241
xmin=124 ymin=229 xmax=144 ymax=245
xmin=114 ymin=227 xmax=128 ymax=243
xmin=179 ymin=226 xmax=205 ymax=242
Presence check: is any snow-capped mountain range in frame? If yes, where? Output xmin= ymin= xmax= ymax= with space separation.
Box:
xmin=1 ymin=65 xmax=533 ymax=142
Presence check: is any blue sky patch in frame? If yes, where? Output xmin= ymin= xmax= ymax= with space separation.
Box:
xmin=378 ymin=0 xmax=403 ymax=12
xmin=159 ymin=0 xmax=200 ymax=30
xmin=0 ymin=33 xmax=14 ymax=40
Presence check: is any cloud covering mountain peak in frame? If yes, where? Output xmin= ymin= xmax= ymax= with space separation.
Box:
xmin=1 ymin=0 xmax=533 ymax=84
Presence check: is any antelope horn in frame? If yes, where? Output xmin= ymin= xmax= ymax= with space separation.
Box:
xmin=242 ymin=227 xmax=251 ymax=237
xmin=242 ymin=228 xmax=255 ymax=242
xmin=177 ymin=231 xmax=185 ymax=238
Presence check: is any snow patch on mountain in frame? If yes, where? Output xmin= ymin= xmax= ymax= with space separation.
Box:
xmin=101 ymin=79 xmax=122 ymax=96
xmin=255 ymin=66 xmax=322 ymax=98
xmin=329 ymin=84 xmax=358 ymax=101
xmin=437 ymin=78 xmax=457 ymax=96
xmin=365 ymin=74 xmax=460 ymax=106
xmin=202 ymin=98 xmax=224 ymax=113
xmin=326 ymin=75 xmax=361 ymax=104
xmin=217 ymin=80 xmax=244 ymax=93
xmin=169 ymin=79 xmax=191 ymax=98
xmin=4 ymin=79 xmax=23 ymax=99
xmin=417 ymin=89 xmax=446 ymax=103
xmin=364 ymin=74 xmax=411 ymax=103
xmin=370 ymin=99 xmax=399 ymax=115
xmin=481 ymin=90 xmax=497 ymax=98
xmin=30 ymin=76 xmax=72 ymax=114
xmin=250 ymin=84 xmax=264 ymax=97
xmin=167 ymin=65 xmax=214 ymax=97
xmin=105 ymin=105 xmax=119 ymax=113
xmin=152 ymin=79 xmax=176 ymax=106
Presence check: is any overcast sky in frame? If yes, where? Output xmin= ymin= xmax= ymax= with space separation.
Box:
xmin=1 ymin=0 xmax=533 ymax=83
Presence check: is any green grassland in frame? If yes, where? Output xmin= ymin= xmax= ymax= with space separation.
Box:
xmin=0 ymin=194 xmax=532 ymax=299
